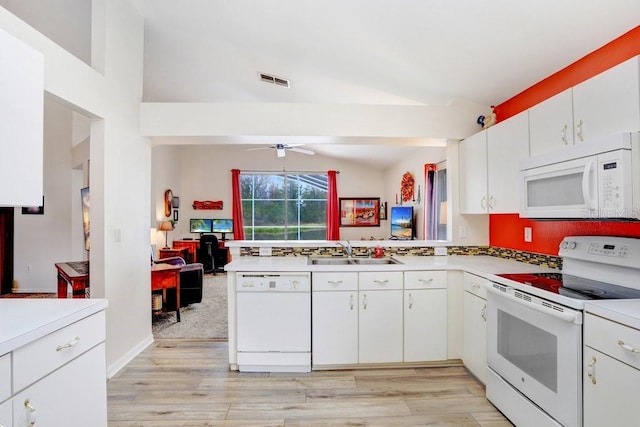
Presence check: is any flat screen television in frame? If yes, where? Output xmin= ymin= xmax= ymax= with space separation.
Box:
xmin=390 ymin=206 xmax=414 ymax=239
xmin=190 ymin=218 xmax=212 ymax=233
xmin=212 ymin=219 xmax=233 ymax=234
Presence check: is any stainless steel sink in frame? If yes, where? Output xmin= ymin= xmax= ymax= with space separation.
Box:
xmin=352 ymin=257 xmax=400 ymax=265
xmin=308 ymin=257 xmax=401 ymax=265
xmin=308 ymin=258 xmax=354 ymax=265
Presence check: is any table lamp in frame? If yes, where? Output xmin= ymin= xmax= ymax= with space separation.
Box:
xmin=159 ymin=221 xmax=173 ymax=249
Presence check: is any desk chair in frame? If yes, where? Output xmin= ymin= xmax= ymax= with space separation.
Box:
xmin=197 ymin=234 xmax=219 ymax=274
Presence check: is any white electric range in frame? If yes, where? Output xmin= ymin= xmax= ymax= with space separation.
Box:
xmin=486 ymin=235 xmax=640 ymax=427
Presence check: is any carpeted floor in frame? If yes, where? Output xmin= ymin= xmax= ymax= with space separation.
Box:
xmin=152 ymin=273 xmax=228 ymax=340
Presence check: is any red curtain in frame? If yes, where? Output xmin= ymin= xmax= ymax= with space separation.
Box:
xmin=326 ymin=170 xmax=340 ymax=240
xmin=231 ymin=169 xmax=245 ymax=240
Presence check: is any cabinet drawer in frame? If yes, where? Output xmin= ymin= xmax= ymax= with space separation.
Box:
xmin=463 ymin=273 xmax=488 ymax=299
xmin=13 ymin=311 xmax=106 ymax=392
xmin=312 ymin=272 xmax=358 ymax=291
xmin=404 ymin=271 xmax=447 ymax=289
xmin=0 ymin=352 xmax=10 ymax=402
xmin=585 ymin=313 xmax=640 ymax=370
xmin=359 ymin=271 xmax=403 ymax=290
xmin=0 ymin=398 xmax=11 ymax=427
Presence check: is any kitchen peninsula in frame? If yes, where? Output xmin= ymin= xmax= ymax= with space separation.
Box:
xmin=224 ymin=240 xmax=558 ymax=373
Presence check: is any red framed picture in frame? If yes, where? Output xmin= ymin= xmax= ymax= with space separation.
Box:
xmin=339 ymin=198 xmax=380 ymax=227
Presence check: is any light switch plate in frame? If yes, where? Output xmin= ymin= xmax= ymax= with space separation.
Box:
xmin=259 ymin=247 xmax=272 ymax=256
xmin=524 ymin=227 xmax=532 ymax=242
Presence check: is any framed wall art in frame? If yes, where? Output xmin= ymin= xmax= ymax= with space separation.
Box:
xmin=339 ymin=197 xmax=380 ymax=227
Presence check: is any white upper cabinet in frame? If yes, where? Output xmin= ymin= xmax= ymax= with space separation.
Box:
xmin=459 ymin=130 xmax=488 ymax=214
xmin=529 ymin=88 xmax=574 ymax=156
xmin=572 ymin=56 xmax=640 ymax=143
xmin=0 ymin=28 xmax=44 ymax=206
xmin=529 ymin=56 xmax=640 ymax=157
xmin=486 ymin=110 xmax=529 ymax=213
xmin=459 ymin=110 xmax=529 ymax=214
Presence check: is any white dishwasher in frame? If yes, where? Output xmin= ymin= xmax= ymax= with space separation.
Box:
xmin=236 ymin=272 xmax=311 ymax=372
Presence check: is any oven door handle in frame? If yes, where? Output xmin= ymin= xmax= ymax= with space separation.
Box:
xmin=486 ymin=285 xmax=580 ymax=324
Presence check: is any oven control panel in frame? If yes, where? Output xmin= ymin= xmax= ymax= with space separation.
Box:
xmin=586 ymin=242 xmax=629 ymax=257
xmin=560 ymin=236 xmax=640 ymax=270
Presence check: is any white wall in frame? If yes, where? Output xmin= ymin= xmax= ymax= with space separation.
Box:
xmin=152 ymin=144 xmax=394 ymax=242
xmin=0 ymin=1 xmax=152 ymax=376
xmin=13 ymin=98 xmax=74 ymax=292
xmin=382 ymin=146 xmax=447 ymax=240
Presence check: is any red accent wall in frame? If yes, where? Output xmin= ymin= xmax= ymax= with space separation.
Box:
xmin=489 ymin=26 xmax=640 ymax=256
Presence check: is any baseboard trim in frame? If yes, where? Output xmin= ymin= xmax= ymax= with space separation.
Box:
xmin=106 ymin=333 xmax=154 ymax=379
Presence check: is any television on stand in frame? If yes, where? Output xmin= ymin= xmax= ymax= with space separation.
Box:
xmin=212 ymin=219 xmax=234 ymax=240
xmin=190 ymin=219 xmax=212 ymax=236
xmin=390 ymin=206 xmax=414 ymax=239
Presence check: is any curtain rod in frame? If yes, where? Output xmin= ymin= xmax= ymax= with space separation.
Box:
xmin=238 ymin=169 xmax=339 ymax=174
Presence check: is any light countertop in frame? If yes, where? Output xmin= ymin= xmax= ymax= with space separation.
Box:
xmin=585 ymin=300 xmax=640 ymax=330
xmin=0 ymin=298 xmax=108 ymax=355
xmin=224 ymin=254 xmax=557 ymax=276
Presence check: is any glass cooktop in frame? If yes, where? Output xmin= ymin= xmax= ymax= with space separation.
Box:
xmin=496 ymin=272 xmax=640 ymax=300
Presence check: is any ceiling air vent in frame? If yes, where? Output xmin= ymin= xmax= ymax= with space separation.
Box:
xmin=259 ymin=72 xmax=290 ymax=88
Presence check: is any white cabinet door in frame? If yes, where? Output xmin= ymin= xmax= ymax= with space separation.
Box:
xmin=359 ymin=290 xmax=403 ymax=363
xmin=0 ymin=29 xmax=44 ymax=206
xmin=0 ymin=398 xmax=11 ymax=427
xmin=573 ymin=56 xmax=640 ymax=145
xmin=583 ymin=347 xmax=640 ymax=427
xmin=486 ymin=110 xmax=530 ymax=213
xmin=312 ymin=291 xmax=358 ymax=365
xmin=459 ymin=130 xmax=488 ymax=214
xmin=404 ymin=289 xmax=447 ymax=362
xmin=528 ymin=88 xmax=574 ymax=156
xmin=463 ymin=291 xmax=487 ymax=383
xmin=13 ymin=343 xmax=107 ymax=427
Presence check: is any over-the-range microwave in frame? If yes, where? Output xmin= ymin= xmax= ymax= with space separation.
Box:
xmin=519 ymin=132 xmax=640 ymax=219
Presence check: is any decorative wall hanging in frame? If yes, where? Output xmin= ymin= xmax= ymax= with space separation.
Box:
xmin=192 ymin=200 xmax=224 ymax=210
xmin=339 ymin=198 xmax=380 ymax=227
xmin=164 ymin=189 xmax=173 ymax=217
xmin=401 ymin=172 xmax=414 ymax=202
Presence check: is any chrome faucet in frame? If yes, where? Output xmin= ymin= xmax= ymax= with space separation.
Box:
xmin=337 ymin=240 xmax=352 ymax=258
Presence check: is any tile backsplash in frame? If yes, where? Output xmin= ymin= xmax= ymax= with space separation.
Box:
xmin=239 ymin=245 xmax=561 ymax=269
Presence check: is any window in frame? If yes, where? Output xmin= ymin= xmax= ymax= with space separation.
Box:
xmin=241 ymin=173 xmax=327 ymax=240
xmin=425 ymin=163 xmax=448 ymax=240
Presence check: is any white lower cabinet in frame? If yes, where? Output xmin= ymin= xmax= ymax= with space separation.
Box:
xmin=404 ymin=271 xmax=447 ymax=362
xmin=12 ymin=343 xmax=106 ymax=427
xmin=462 ymin=273 xmax=488 ymax=383
xmin=312 ymin=272 xmax=358 ymax=366
xmin=358 ymin=272 xmax=404 ymax=364
xmin=0 ymin=398 xmax=12 ymax=427
xmin=583 ymin=312 xmax=640 ymax=427
xmin=312 ymin=292 xmax=358 ymax=365
xmin=359 ymin=289 xmax=403 ymax=363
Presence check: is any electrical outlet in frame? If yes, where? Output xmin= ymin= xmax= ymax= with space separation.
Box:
xmin=524 ymin=227 xmax=532 ymax=242
xmin=458 ymin=225 xmax=467 ymax=239
xmin=434 ymin=247 xmax=447 ymax=256
xmin=259 ymin=247 xmax=272 ymax=256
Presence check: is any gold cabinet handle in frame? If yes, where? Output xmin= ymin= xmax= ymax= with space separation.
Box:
xmin=617 ymin=339 xmax=640 ymax=353
xmin=363 ymin=294 xmax=367 ymax=310
xmin=373 ymin=279 xmax=389 ymax=286
xmin=56 ymin=336 xmax=80 ymax=352
xmin=561 ymin=124 xmax=568 ymax=145
xmin=481 ymin=304 xmax=487 ymax=322
xmin=24 ymin=398 xmax=37 ymax=426
xmin=418 ymin=278 xmax=434 ymax=284
xmin=576 ymin=119 xmax=584 ymax=142
xmin=328 ymin=280 xmax=343 ymax=286
xmin=408 ymin=293 xmax=413 ymax=310
xmin=587 ymin=356 xmax=597 ymax=384
xmin=349 ymin=294 xmax=354 ymax=311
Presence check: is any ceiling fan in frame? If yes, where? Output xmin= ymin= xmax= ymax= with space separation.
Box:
xmin=246 ymin=143 xmax=315 ymax=158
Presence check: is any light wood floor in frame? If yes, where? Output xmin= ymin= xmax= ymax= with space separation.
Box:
xmin=107 ymin=340 xmax=513 ymax=426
